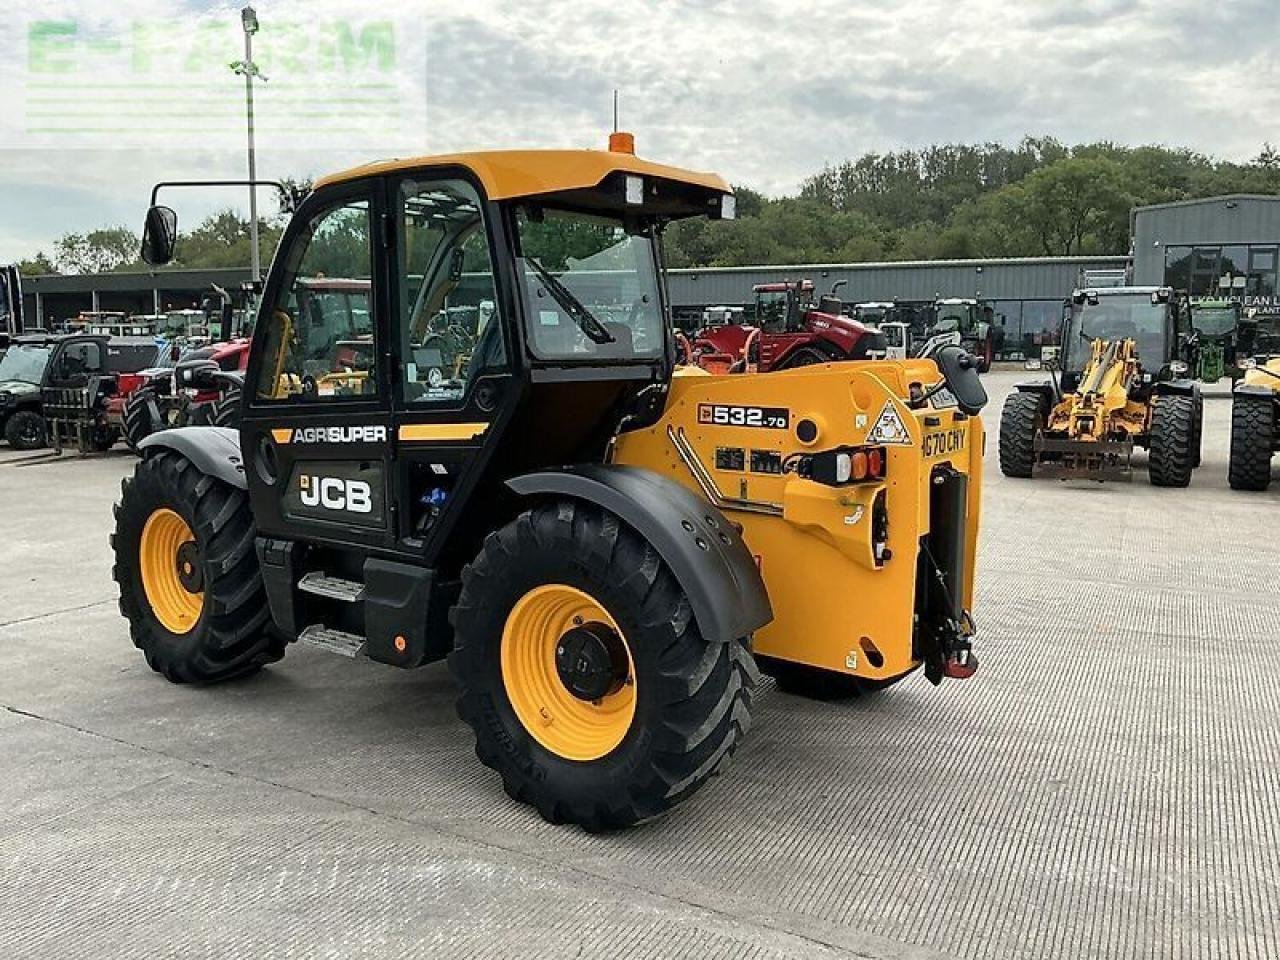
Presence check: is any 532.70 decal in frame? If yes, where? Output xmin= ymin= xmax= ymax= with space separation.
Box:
xmin=697 ymin=403 xmax=790 ymax=429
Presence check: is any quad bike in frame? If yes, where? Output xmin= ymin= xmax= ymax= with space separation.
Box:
xmin=1000 ymin=286 xmax=1201 ymax=486
xmin=112 ymin=136 xmax=988 ymax=829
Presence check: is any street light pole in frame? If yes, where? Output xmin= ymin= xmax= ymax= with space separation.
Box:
xmin=234 ymin=6 xmax=264 ymax=283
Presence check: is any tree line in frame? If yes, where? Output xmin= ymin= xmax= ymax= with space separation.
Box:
xmin=15 ymin=139 xmax=1280 ymax=276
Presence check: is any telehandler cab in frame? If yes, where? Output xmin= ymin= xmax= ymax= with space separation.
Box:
xmin=999 ymin=286 xmax=1202 ymax=485
xmin=113 ymin=138 xmax=988 ymax=828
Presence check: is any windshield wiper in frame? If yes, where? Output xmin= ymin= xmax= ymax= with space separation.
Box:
xmin=524 ymin=257 xmax=615 ymax=345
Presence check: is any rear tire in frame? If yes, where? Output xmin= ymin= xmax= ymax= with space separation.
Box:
xmin=209 ymin=387 xmax=243 ymax=428
xmin=450 ymin=500 xmax=757 ymax=830
xmin=3 ymin=409 xmax=46 ymax=450
xmin=123 ymin=388 xmax=162 ymax=453
xmin=998 ymin=391 xmax=1042 ymax=478
xmin=111 ymin=450 xmax=283 ymax=683
xmin=780 ymin=347 xmax=833 ymax=369
xmin=1191 ymin=391 xmax=1204 ymax=469
xmin=89 ymin=425 xmax=119 ymax=453
xmin=1148 ymin=395 xmax=1196 ymax=488
xmin=1228 ymin=395 xmax=1275 ymax=491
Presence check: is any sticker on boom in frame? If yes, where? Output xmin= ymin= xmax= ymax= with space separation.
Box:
xmin=697 ymin=403 xmax=789 ymax=430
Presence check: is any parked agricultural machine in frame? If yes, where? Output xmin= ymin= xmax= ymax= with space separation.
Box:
xmin=1228 ymin=313 xmax=1280 ymax=490
xmin=999 ymin=286 xmax=1201 ymax=485
xmin=1186 ymin=298 xmax=1243 ymax=382
xmin=113 ymin=139 xmax=988 ymax=829
xmin=691 ymin=279 xmax=885 ymax=372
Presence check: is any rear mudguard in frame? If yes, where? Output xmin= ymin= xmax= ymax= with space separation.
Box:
xmin=507 ymin=465 xmax=773 ymax=645
xmin=137 ymin=426 xmax=246 ymax=489
xmin=1155 ymin=379 xmax=1199 ymax=398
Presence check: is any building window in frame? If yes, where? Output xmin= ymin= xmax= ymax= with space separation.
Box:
xmin=1248 ymin=247 xmax=1277 ymax=298
xmin=1190 ymin=246 xmax=1221 ymax=297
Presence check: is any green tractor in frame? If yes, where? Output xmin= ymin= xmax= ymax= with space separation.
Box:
xmin=1186 ymin=299 xmax=1243 ymax=383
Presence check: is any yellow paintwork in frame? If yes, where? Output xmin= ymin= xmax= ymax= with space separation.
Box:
xmin=139 ymin=508 xmax=203 ymax=635
xmin=315 ymin=148 xmax=731 ymax=201
xmin=500 ymin=584 xmax=636 ymax=761
xmin=614 ymin=358 xmax=983 ymax=681
xmin=398 ymin=423 xmax=490 ymax=442
xmin=1242 ymin=356 xmax=1280 ymax=393
xmin=1048 ymin=338 xmax=1151 ymax=440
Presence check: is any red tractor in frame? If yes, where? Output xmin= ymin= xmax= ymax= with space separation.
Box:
xmin=691 ymin=279 xmax=884 ymax=372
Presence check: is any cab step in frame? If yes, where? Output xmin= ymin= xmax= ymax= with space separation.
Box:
xmin=298 ymin=572 xmax=366 ymax=602
xmin=298 ymin=624 xmax=367 ymax=658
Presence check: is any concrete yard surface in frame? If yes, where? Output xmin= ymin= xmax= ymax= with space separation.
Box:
xmin=1 ymin=371 xmax=1278 ymax=959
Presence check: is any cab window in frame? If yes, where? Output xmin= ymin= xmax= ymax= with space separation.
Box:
xmin=514 ymin=208 xmax=664 ymax=361
xmin=254 ymin=198 xmax=375 ymax=402
xmin=397 ymin=179 xmax=505 ymax=405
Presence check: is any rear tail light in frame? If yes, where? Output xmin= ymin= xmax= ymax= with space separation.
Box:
xmin=804 ymin=445 xmax=887 ymax=486
xmin=117 ymin=373 xmax=144 ymax=395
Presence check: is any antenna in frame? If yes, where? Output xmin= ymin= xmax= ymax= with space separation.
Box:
xmin=613 ymin=90 xmax=619 ymax=132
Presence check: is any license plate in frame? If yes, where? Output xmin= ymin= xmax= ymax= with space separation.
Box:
xmin=922 ymin=427 xmax=967 ymax=459
xmin=929 ymin=386 xmax=959 ymax=410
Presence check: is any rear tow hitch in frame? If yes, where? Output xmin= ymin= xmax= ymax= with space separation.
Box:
xmin=942 ymin=645 xmax=979 ymax=679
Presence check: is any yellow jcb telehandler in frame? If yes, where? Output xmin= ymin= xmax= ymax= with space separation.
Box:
xmin=112 ymin=136 xmax=988 ymax=828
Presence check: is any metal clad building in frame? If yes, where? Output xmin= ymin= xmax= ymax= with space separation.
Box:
xmin=1131 ymin=195 xmax=1280 ymax=313
xmin=668 ymin=256 xmax=1128 ymax=356
xmin=668 ymin=256 xmax=1127 ymax=307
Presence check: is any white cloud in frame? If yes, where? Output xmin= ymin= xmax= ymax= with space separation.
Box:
xmin=1 ymin=0 xmax=1277 ymax=260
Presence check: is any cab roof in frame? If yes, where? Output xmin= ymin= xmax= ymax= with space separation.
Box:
xmin=313 ymin=148 xmax=732 ymax=201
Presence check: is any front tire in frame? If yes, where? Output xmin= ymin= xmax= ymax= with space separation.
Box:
xmin=450 ymin=500 xmax=757 ymax=829
xmin=1148 ymin=395 xmax=1196 ymax=488
xmin=4 ymin=409 xmax=46 ymax=450
xmin=1228 ymin=395 xmax=1275 ymax=491
xmin=999 ymin=391 xmax=1042 ymax=478
xmin=111 ymin=450 xmax=283 ymax=683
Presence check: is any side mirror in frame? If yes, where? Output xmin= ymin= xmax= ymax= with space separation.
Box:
xmin=934 ymin=344 xmax=988 ymax=415
xmin=175 ymin=357 xmax=221 ymax=391
xmin=141 ymin=205 xmax=178 ymax=266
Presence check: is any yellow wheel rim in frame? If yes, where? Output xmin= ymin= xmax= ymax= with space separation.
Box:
xmin=139 ymin=508 xmax=204 ymax=635
xmin=500 ymin=584 xmax=636 ymax=762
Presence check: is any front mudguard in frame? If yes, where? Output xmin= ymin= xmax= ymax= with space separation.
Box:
xmin=137 ymin=426 xmax=246 ymax=489
xmin=507 ymin=465 xmax=773 ymax=644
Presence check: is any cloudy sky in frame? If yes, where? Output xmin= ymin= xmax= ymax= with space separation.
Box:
xmin=0 ymin=0 xmax=1276 ymax=263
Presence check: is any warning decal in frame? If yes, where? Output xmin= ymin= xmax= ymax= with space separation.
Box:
xmin=868 ymin=401 xmax=913 ymax=446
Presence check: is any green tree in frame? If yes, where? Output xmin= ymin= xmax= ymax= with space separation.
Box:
xmin=16 ymin=253 xmax=57 ymax=276
xmin=53 ymin=226 xmax=141 ymax=274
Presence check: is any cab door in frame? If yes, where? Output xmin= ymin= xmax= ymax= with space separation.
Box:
xmin=240 ymin=180 xmax=397 ymax=552
xmin=384 ymin=174 xmax=515 ymax=558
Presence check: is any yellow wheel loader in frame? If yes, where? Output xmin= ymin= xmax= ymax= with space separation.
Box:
xmin=999 ymin=286 xmax=1201 ymax=486
xmin=111 ymin=136 xmax=987 ymax=829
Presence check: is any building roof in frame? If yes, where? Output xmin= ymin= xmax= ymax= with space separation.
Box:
xmin=313 ymin=149 xmax=731 ymax=200
xmin=1132 ymin=194 xmax=1280 ymax=215
xmin=672 ymin=255 xmax=1128 ymax=275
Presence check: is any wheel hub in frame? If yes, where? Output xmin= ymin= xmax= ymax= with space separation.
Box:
xmin=555 ymin=622 xmax=628 ymax=702
xmin=175 ymin=540 xmax=204 ymax=592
